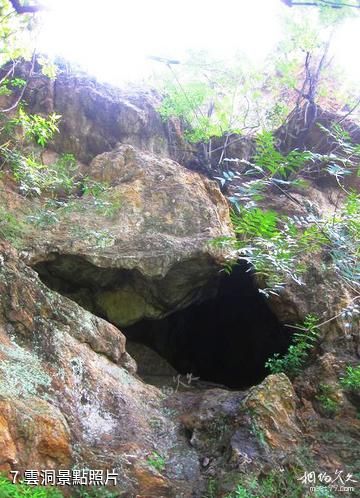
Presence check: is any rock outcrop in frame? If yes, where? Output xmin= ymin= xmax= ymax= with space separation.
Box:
xmin=18 ymin=143 xmax=232 ymax=327
xmin=0 ymin=63 xmax=359 ymax=497
xmin=0 ymin=241 xmax=202 ymax=496
xmin=7 ymin=60 xmax=198 ymax=169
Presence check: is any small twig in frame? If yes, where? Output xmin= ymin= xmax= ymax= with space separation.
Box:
xmin=316 ymin=296 xmax=360 ymax=328
xmin=337 ymin=97 xmax=360 ymax=124
xmin=218 ymin=133 xmax=230 ymax=169
xmin=331 ymin=190 xmax=342 ymax=227
xmin=0 ymin=10 xmax=17 ymax=24
xmin=335 ymin=174 xmax=351 ymax=195
xmin=0 ymin=51 xmax=36 ymax=113
xmin=285 ymin=296 xmax=360 ymax=331
xmin=0 ymin=60 xmax=19 ymax=86
xmin=286 ymin=0 xmax=360 ymax=8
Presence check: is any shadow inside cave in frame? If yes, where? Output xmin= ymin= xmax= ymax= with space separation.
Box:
xmin=124 ymin=263 xmax=292 ymax=389
xmin=34 ymin=257 xmax=292 ymax=390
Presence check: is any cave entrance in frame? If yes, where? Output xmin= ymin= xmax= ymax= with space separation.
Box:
xmin=34 ymin=258 xmax=292 ymax=389
xmin=123 ymin=263 xmax=291 ymax=389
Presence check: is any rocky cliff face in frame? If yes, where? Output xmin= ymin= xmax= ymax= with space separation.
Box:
xmin=23 ymin=142 xmax=232 ymax=327
xmin=11 ymin=61 xmax=199 ymax=169
xmin=0 ymin=64 xmax=359 ymax=497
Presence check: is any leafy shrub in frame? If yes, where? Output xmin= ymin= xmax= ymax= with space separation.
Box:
xmin=317 ymin=122 xmax=360 ymax=179
xmin=328 ymin=192 xmax=360 ymax=287
xmin=215 ymin=124 xmax=360 ymax=294
xmin=0 ymin=78 xmax=26 ymax=97
xmin=265 ymin=314 xmax=320 ymax=378
xmin=26 ymin=208 xmax=60 ymax=228
xmin=0 ymin=475 xmax=62 ymax=497
xmin=93 ymin=195 xmax=122 ymax=217
xmin=159 ymin=82 xmax=217 ymax=142
xmin=50 ymin=153 xmax=77 ymax=192
xmin=146 ymin=452 xmax=166 ymax=472
xmin=0 ymin=84 xmax=12 ymax=97
xmin=1 ymin=148 xmax=77 ymax=197
xmin=13 ymin=109 xmax=61 ymax=147
xmin=159 ymin=80 xmax=242 ymax=143
xmin=204 ymin=479 xmax=219 ymax=498
xmin=213 ymin=206 xmax=326 ymax=295
xmin=228 ymin=485 xmax=253 ymax=498
xmin=159 ymin=81 xmax=211 ymax=121
xmin=0 ymin=206 xmax=28 ymax=247
xmin=315 ymin=383 xmax=339 ymax=417
xmin=81 ymin=177 xmax=109 ymax=198
xmin=225 ymin=469 xmax=306 ymax=498
xmin=340 ymin=365 xmax=360 ymax=390
xmin=9 ymin=78 xmax=27 ymax=89
xmin=80 ymin=178 xmax=122 ymax=217
xmin=254 ymin=130 xmax=311 ymax=178
xmin=231 ymin=208 xmax=279 ymax=240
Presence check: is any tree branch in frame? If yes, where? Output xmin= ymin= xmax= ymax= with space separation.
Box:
xmin=9 ymin=0 xmax=44 ymax=14
xmin=0 ymin=52 xmax=36 ymax=113
xmin=283 ymin=0 xmax=360 ymax=7
xmin=337 ymin=97 xmax=360 ymax=124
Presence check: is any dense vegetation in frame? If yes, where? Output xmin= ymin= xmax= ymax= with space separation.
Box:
xmin=152 ymin=2 xmax=360 ymax=377
xmin=0 ymin=475 xmax=62 ymax=498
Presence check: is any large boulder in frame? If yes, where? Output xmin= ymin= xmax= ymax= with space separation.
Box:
xmin=0 ymin=241 xmax=201 ymax=496
xmin=21 ymin=144 xmax=232 ymax=327
xmin=16 ymin=64 xmax=169 ymax=163
xmin=4 ymin=60 xmax=198 ymax=168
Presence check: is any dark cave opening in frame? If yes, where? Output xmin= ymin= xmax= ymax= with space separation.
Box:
xmin=123 ymin=263 xmax=292 ymax=389
xmin=34 ymin=258 xmax=292 ymax=389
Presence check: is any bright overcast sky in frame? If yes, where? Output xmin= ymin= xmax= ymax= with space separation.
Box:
xmin=37 ymin=0 xmax=360 ymax=86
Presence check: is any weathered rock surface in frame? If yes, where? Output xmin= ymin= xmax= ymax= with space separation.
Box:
xmin=20 ymin=67 xmax=170 ymax=163
xmin=0 ymin=64 xmax=359 ymax=497
xmin=5 ymin=60 xmax=198 ymax=170
xmin=277 ymin=104 xmax=360 ymax=156
xmin=19 ymin=143 xmax=232 ymax=327
xmin=0 ymin=242 xmax=202 ymax=496
xmin=0 ymin=234 xmax=359 ymax=496
xmin=166 ymin=374 xmax=304 ymax=495
xmin=6 ymin=239 xmax=351 ymax=496
xmin=243 ymin=373 xmax=302 ymax=448
xmin=126 ymin=340 xmax=179 ymax=379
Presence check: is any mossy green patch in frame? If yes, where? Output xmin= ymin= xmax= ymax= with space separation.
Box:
xmin=0 ymin=342 xmax=51 ymax=398
xmin=96 ymin=287 xmax=151 ymax=326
